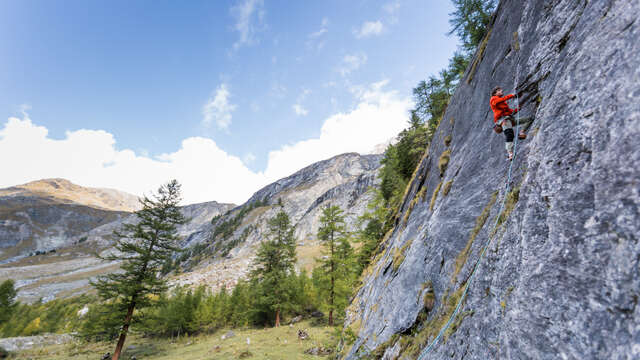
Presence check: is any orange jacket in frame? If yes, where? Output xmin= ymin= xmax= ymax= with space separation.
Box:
xmin=490 ymin=94 xmax=518 ymax=123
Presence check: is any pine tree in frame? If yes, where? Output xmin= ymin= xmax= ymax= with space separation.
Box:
xmin=316 ymin=205 xmax=355 ymax=326
xmin=249 ymin=210 xmax=297 ymax=327
xmin=449 ymin=0 xmax=497 ymax=54
xmin=0 ymin=279 xmax=17 ymax=324
xmin=90 ymin=180 xmax=187 ymax=360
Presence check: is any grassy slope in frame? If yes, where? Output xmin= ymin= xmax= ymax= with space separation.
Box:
xmin=13 ymin=320 xmax=338 ymax=360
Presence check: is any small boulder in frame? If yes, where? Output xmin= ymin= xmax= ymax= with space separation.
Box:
xmin=77 ymin=305 xmax=89 ymax=318
xmin=221 ymin=330 xmax=235 ymax=340
xmin=101 ymin=353 xmax=111 ymax=360
xmin=310 ymin=311 xmax=324 ymax=318
xmin=289 ymin=315 xmax=303 ymax=324
xmin=297 ymin=329 xmax=309 ymax=340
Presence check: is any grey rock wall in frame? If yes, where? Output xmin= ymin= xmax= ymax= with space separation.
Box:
xmin=343 ymin=0 xmax=640 ymax=359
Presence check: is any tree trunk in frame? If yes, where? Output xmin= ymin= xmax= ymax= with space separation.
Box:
xmin=329 ymin=232 xmax=335 ymax=327
xmin=275 ymin=308 xmax=280 ymax=327
xmin=112 ymin=301 xmax=135 ymax=360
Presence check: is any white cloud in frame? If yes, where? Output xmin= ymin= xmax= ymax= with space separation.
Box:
xmin=306 ymin=17 xmax=329 ymax=51
xmin=243 ymin=152 xmax=256 ymax=165
xmin=338 ymin=53 xmax=368 ymax=76
xmin=309 ymin=17 xmax=329 ymax=38
xmin=0 ymin=114 xmax=266 ymax=205
xmin=292 ymin=89 xmax=311 ymax=116
xmin=354 ymin=21 xmax=384 ymax=39
xmin=292 ymin=104 xmax=308 ymax=116
xmin=231 ymin=0 xmax=265 ymax=50
xmin=383 ymin=0 xmax=400 ymax=14
xmin=383 ymin=1 xmax=400 ymax=24
xmin=202 ymin=84 xmax=236 ymax=130
xmin=262 ymin=80 xmax=411 ymax=180
xmin=1 ymin=82 xmax=410 ymax=205
xmin=270 ymin=81 xmax=287 ymax=98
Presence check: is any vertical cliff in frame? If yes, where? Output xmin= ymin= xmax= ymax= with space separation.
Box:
xmin=342 ymin=0 xmax=640 ymax=359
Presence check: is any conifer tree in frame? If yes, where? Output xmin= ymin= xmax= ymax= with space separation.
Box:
xmin=0 ymin=279 xmax=17 ymax=324
xmin=90 ymin=180 xmax=187 ymax=360
xmin=250 ymin=210 xmax=296 ymax=327
xmin=316 ymin=205 xmax=355 ymax=326
xmin=449 ymin=0 xmax=497 ymax=54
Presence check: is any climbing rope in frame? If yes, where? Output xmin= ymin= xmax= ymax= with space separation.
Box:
xmin=416 ymin=48 xmax=523 ymax=360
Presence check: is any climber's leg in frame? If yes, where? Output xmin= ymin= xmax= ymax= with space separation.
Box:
xmin=516 ymin=116 xmax=534 ymax=132
xmin=502 ymin=118 xmax=515 ymax=160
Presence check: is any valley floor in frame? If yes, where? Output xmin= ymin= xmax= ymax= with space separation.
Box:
xmin=11 ymin=320 xmax=337 ymax=360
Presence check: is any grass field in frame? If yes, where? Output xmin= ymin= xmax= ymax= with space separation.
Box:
xmin=12 ymin=320 xmax=339 ymax=360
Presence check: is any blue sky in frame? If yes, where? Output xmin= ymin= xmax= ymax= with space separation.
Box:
xmin=0 ymin=0 xmax=460 ymax=204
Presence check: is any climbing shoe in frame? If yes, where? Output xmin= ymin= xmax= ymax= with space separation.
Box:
xmin=507 ymin=151 xmax=514 ymax=161
xmin=518 ymin=132 xmax=527 ymax=140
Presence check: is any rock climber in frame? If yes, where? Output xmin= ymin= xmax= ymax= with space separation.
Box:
xmin=490 ymin=86 xmax=534 ymax=160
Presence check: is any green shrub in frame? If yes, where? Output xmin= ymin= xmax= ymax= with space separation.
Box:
xmin=430 ymin=181 xmax=443 ymax=211
xmin=442 ymin=180 xmax=454 ymax=196
xmin=438 ymin=150 xmax=451 ymax=177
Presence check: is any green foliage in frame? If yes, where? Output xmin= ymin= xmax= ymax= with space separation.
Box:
xmin=249 ymin=210 xmax=297 ymax=326
xmin=0 ymin=279 xmax=17 ymax=324
xmin=78 ymin=301 xmax=125 ymax=342
xmin=377 ymin=114 xmax=429 ymax=231
xmin=443 ymin=180 xmax=454 ymax=196
xmin=430 ymin=181 xmax=443 ymax=212
xmin=90 ymin=180 xmax=187 ymax=356
xmin=1 ymin=295 xmax=90 ymax=338
xmin=315 ymin=206 xmax=358 ymax=325
xmin=353 ymin=213 xmax=385 ymax=274
xmin=449 ymin=0 xmax=497 ymax=55
xmin=212 ymin=199 xmax=267 ymax=242
xmin=438 ymin=149 xmax=451 ymax=177
xmin=138 ymin=286 xmax=206 ymax=337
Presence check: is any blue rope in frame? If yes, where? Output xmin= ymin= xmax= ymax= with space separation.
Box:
xmin=416 ymin=59 xmax=523 ymax=360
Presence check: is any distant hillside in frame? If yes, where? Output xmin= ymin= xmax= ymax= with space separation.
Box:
xmin=0 ymin=178 xmax=141 ymax=212
xmin=172 ymin=152 xmax=382 ymax=291
xmin=0 ymin=179 xmax=138 ymax=262
xmin=0 ymin=153 xmax=380 ymax=303
xmin=0 ymin=179 xmax=234 ymax=303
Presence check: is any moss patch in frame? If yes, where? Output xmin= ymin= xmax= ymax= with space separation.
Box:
xmin=429 ymin=181 xmax=443 ymax=212
xmin=444 ymin=135 xmax=452 ymax=147
xmin=467 ymin=28 xmax=492 ymax=84
xmin=438 ymin=150 xmax=451 ymax=177
xmin=392 ymin=239 xmax=413 ymax=272
xmin=491 ymin=186 xmax=520 ymax=237
xmin=451 ymin=191 xmax=498 ymax=284
xmin=400 ymin=285 xmax=467 ymax=358
xmin=444 ymin=310 xmax=474 ymax=339
xmin=442 ymin=180 xmax=454 ymax=197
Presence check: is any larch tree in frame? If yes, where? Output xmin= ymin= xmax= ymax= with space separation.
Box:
xmin=90 ymin=180 xmax=187 ymax=360
xmin=0 ymin=279 xmax=17 ymax=324
xmin=316 ymin=205 xmax=355 ymax=326
xmin=250 ymin=210 xmax=297 ymax=327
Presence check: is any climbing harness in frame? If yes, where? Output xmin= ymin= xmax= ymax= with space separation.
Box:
xmin=416 ymin=49 xmax=524 ymax=360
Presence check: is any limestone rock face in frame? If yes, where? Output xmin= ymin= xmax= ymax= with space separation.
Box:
xmin=172 ymin=152 xmax=381 ymax=290
xmin=342 ymin=1 xmax=640 ymax=359
xmin=0 ymin=181 xmax=132 ymax=261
